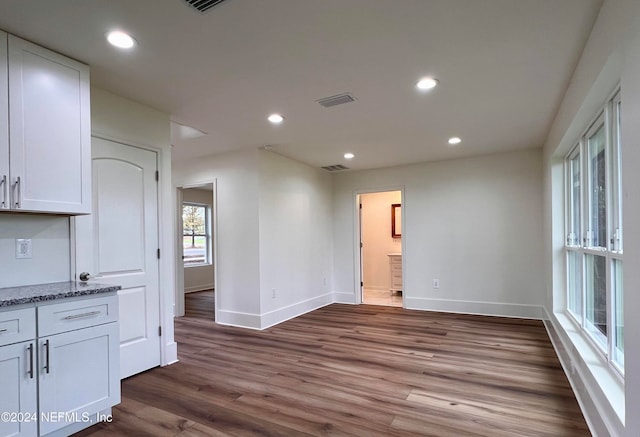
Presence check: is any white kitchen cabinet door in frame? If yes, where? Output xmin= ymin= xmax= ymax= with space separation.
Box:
xmin=38 ymin=323 xmax=120 ymax=436
xmin=0 ymin=341 xmax=38 ymax=437
xmin=0 ymin=31 xmax=9 ymax=211
xmin=7 ymin=35 xmax=90 ymax=214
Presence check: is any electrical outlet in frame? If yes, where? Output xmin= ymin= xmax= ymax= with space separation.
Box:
xmin=16 ymin=239 xmax=32 ymax=259
xmin=272 ymin=288 xmax=276 ymax=298
xmin=432 ymin=279 xmax=440 ymax=289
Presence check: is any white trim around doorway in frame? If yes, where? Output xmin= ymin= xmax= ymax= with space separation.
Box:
xmin=353 ymin=186 xmax=406 ymax=307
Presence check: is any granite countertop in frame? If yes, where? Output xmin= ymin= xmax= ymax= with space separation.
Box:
xmin=0 ymin=281 xmax=121 ymax=308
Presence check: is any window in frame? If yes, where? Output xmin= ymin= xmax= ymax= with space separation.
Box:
xmin=587 ymin=119 xmax=607 ymax=248
xmin=182 ymin=203 xmax=211 ymax=266
xmin=564 ymin=90 xmax=623 ymax=374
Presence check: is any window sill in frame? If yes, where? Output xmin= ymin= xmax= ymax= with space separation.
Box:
xmin=554 ymin=311 xmax=625 ymax=424
xmin=184 ymin=263 xmax=212 ymax=268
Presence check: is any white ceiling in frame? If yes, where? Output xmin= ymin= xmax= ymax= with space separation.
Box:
xmin=0 ymin=0 xmax=602 ymax=170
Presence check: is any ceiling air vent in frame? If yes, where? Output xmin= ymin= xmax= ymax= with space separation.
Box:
xmin=316 ymin=93 xmax=356 ymax=108
xmin=321 ymin=164 xmax=350 ymax=172
xmin=183 ymin=0 xmax=229 ymax=13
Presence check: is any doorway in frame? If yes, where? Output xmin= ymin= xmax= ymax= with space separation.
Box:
xmin=177 ymin=184 xmax=215 ymax=321
xmin=359 ymin=191 xmax=403 ymax=307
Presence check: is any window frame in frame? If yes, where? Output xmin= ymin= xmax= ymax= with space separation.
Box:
xmin=182 ymin=202 xmax=212 ymax=267
xmin=584 ymin=113 xmax=607 ymax=250
xmin=564 ymin=89 xmax=623 ymax=377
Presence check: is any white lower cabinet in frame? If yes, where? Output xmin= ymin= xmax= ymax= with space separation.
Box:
xmin=38 ymin=323 xmax=119 ymax=436
xmin=0 ymin=341 xmax=38 ymax=437
xmin=0 ymin=294 xmax=119 ymax=437
xmin=388 ymin=254 xmax=402 ymax=294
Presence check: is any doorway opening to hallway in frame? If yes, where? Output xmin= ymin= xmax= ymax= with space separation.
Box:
xmin=177 ymin=183 xmax=216 ymax=321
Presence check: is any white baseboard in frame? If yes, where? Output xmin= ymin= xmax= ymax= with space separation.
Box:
xmin=333 ymin=291 xmax=358 ymax=304
xmin=260 ymin=293 xmax=333 ymax=329
xmin=403 ymin=297 xmax=544 ymax=319
xmin=185 ymin=284 xmax=214 ymax=293
xmin=216 ymin=310 xmax=262 ymax=330
xmin=216 ymin=294 xmax=334 ymax=330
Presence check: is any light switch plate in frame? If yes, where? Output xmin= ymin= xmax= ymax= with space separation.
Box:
xmin=16 ymin=239 xmax=32 ymax=259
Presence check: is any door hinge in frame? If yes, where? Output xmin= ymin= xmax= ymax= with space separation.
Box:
xmin=360 ymin=242 xmax=363 ymax=248
xmin=157 ymin=248 xmax=161 ymax=259
xmin=155 ymin=171 xmax=159 ymax=182
xmin=158 ymin=326 xmax=162 ymax=336
xmin=359 ymin=203 xmax=362 ymax=209
xmin=360 ymin=281 xmax=364 ymax=287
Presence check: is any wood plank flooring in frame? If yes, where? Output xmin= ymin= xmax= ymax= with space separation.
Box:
xmin=185 ymin=290 xmax=215 ymax=320
xmin=75 ymin=303 xmax=590 ymax=436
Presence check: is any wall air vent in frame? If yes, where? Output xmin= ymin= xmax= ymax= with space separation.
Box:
xmin=321 ymin=164 xmax=350 ymax=172
xmin=183 ymin=0 xmax=229 ymax=13
xmin=316 ymin=93 xmax=356 ymax=108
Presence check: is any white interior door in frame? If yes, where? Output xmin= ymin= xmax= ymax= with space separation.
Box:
xmin=75 ymin=137 xmax=161 ymax=379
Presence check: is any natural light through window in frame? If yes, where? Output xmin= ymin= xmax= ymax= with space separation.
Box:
xmin=182 ymin=203 xmax=211 ymax=266
xmin=564 ymin=90 xmax=623 ymax=374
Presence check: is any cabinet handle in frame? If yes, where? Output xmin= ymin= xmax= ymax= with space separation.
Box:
xmin=0 ymin=175 xmax=6 ymax=208
xmin=44 ymin=339 xmax=50 ymax=374
xmin=63 ymin=310 xmax=101 ymax=320
xmin=0 ymin=328 xmax=7 ymax=333
xmin=14 ymin=176 xmax=21 ymax=208
xmin=27 ymin=343 xmax=34 ymax=379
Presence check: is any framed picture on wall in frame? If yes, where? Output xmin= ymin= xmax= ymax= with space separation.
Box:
xmin=391 ymin=203 xmax=401 ymax=238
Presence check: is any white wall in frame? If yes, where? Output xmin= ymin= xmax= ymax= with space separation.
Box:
xmin=173 ymin=149 xmax=334 ymax=329
xmin=0 ymin=214 xmax=70 ymax=287
xmin=621 ymin=24 xmax=640 ymax=437
xmin=90 ymin=86 xmax=177 ymax=366
xmin=541 ymin=1 xmax=640 ymax=435
xmin=173 ymin=148 xmax=261 ymax=323
xmin=361 ymin=191 xmax=402 ymax=291
xmin=258 ymin=150 xmax=333 ymax=327
xmin=333 ymin=148 xmax=544 ymax=317
xmin=182 ymin=188 xmax=215 ymax=293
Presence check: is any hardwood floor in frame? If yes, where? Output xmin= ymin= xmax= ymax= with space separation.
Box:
xmin=75 ymin=304 xmax=590 ymax=436
xmin=184 ymin=289 xmax=215 ymax=320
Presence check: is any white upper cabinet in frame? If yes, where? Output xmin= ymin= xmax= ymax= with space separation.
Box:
xmin=0 ymin=32 xmax=9 ymax=210
xmin=1 ymin=34 xmax=90 ymax=214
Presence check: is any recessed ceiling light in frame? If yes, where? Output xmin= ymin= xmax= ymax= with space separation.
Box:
xmin=106 ymin=30 xmax=136 ymax=49
xmin=416 ymin=77 xmax=439 ymax=91
xmin=344 ymin=153 xmax=355 ymax=160
xmin=448 ymin=137 xmax=462 ymax=145
xmin=268 ymin=113 xmax=284 ymax=124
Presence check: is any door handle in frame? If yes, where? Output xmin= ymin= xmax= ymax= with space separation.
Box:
xmin=0 ymin=175 xmax=6 ymax=208
xmin=78 ymin=272 xmax=104 ymax=282
xmin=63 ymin=311 xmax=101 ymax=320
xmin=27 ymin=343 xmax=34 ymax=379
xmin=43 ymin=339 xmax=50 ymax=374
xmin=13 ymin=176 xmax=21 ymax=208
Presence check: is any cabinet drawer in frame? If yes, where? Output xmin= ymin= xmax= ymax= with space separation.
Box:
xmin=391 ymin=263 xmax=402 ymax=273
xmin=0 ymin=307 xmax=36 ymax=346
xmin=391 ymin=272 xmax=403 ymax=286
xmin=37 ymin=295 xmax=118 ymax=336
